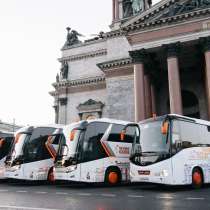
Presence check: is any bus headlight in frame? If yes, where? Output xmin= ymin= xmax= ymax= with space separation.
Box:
xmin=12 ymin=165 xmax=21 ymax=171
xmin=66 ymin=165 xmax=77 ymax=173
xmin=160 ymin=170 xmax=169 ymax=177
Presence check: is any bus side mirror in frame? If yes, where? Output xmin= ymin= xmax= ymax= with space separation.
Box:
xmin=120 ymin=130 xmax=126 ymax=141
xmin=70 ymin=130 xmax=76 ymax=141
xmin=161 ymin=122 xmax=169 ymax=135
xmin=63 ymin=145 xmax=69 ymax=156
xmin=0 ymin=138 xmax=5 ymax=148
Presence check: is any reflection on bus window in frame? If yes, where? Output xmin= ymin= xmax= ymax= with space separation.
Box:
xmin=172 ymin=120 xmax=210 ymax=151
xmin=82 ymin=122 xmax=109 ymax=162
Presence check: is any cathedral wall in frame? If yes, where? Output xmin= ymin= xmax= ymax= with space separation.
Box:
xmin=58 ymin=93 xmax=68 ymax=125
xmin=106 ymin=36 xmax=132 ymax=60
xmin=68 ymin=56 xmax=105 ymax=80
xmin=65 ymin=88 xmax=107 ymax=123
xmin=105 ymin=74 xmax=134 ymax=122
xmin=62 ymin=40 xmax=107 ymax=57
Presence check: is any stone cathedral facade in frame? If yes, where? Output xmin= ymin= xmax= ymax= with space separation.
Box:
xmin=50 ymin=0 xmax=210 ymax=124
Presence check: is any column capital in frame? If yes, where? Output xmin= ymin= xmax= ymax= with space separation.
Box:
xmin=129 ymin=49 xmax=147 ymax=64
xmin=163 ymin=42 xmax=181 ymax=58
xmin=199 ymin=36 xmax=210 ymax=52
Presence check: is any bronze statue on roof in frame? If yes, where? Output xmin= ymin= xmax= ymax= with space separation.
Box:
xmin=66 ymin=27 xmax=83 ymax=46
xmin=132 ymin=0 xmax=144 ymax=14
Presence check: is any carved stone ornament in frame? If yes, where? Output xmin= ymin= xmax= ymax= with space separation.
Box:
xmin=60 ymin=61 xmax=69 ymax=80
xmin=162 ymin=0 xmax=210 ymax=18
xmin=77 ymin=99 xmax=104 ymax=119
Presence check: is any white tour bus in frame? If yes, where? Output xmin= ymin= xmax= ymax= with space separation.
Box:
xmin=53 ymin=118 xmax=138 ymax=185
xmin=5 ymin=125 xmax=63 ymax=182
xmin=0 ymin=132 xmax=14 ymax=179
xmin=128 ymin=114 xmax=210 ymax=188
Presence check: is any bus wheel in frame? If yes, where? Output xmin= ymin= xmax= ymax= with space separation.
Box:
xmin=105 ymin=168 xmax=121 ymax=186
xmin=47 ymin=168 xmax=55 ymax=183
xmin=192 ymin=168 xmax=203 ymax=189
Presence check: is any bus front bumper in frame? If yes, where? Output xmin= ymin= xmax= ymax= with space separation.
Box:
xmin=130 ymin=164 xmax=173 ymax=185
xmin=55 ymin=166 xmax=78 ymax=181
xmin=5 ymin=165 xmax=22 ymax=179
xmin=0 ymin=166 xmax=6 ymax=179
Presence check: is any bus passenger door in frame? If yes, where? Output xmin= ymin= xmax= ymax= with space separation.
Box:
xmin=105 ymin=124 xmax=140 ymax=182
xmin=80 ymin=122 xmax=109 ymax=183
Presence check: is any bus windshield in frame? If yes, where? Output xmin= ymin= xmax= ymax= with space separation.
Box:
xmin=45 ymin=128 xmax=63 ymax=160
xmin=131 ymin=120 xmax=170 ymax=166
xmin=56 ymin=128 xmax=84 ymax=167
xmin=140 ymin=120 xmax=169 ymax=154
xmin=5 ymin=133 xmax=31 ymax=165
xmin=0 ymin=136 xmax=13 ymax=160
xmin=22 ymin=127 xmax=56 ymax=163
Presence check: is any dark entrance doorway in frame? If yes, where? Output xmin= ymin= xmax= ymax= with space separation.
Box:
xmin=182 ymin=90 xmax=200 ymax=118
xmin=167 ymin=90 xmax=200 ymax=118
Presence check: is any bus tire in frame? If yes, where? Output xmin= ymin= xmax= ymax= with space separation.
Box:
xmin=47 ymin=167 xmax=55 ymax=183
xmin=105 ymin=167 xmax=121 ymax=186
xmin=192 ymin=167 xmax=203 ymax=189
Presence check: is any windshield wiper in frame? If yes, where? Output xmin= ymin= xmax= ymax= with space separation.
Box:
xmin=141 ymin=151 xmax=168 ymax=155
xmin=142 ymin=151 xmax=159 ymax=154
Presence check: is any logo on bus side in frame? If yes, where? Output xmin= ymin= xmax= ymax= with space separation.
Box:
xmin=118 ymin=146 xmax=129 ymax=155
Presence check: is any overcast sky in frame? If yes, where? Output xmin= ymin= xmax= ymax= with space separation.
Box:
xmin=0 ymin=0 xmax=160 ymax=126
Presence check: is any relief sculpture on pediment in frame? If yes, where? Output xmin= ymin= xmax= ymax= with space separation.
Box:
xmin=163 ymin=0 xmax=210 ymax=18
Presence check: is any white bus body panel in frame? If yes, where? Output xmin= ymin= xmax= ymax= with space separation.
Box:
xmin=55 ymin=119 xmax=133 ymax=183
xmin=55 ymin=141 xmax=131 ymax=183
xmin=5 ymin=159 xmax=54 ymax=181
xmin=130 ymin=147 xmax=210 ymax=185
xmin=0 ymin=157 xmax=6 ymax=179
xmin=55 ymin=157 xmax=130 ymax=183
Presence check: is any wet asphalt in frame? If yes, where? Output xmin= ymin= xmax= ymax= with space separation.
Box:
xmin=0 ymin=181 xmax=210 ymax=210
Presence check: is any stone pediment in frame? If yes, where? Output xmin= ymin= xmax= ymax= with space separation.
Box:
xmin=121 ymin=0 xmax=210 ymax=32
xmin=77 ymin=99 xmax=104 ymax=114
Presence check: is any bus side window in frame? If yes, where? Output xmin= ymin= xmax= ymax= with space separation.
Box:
xmin=107 ymin=124 xmax=124 ymax=142
xmin=82 ymin=122 xmax=109 ymax=162
xmin=124 ymin=126 xmax=139 ymax=144
xmin=171 ymin=120 xmax=182 ymax=154
xmin=51 ymin=135 xmax=60 ymax=145
xmin=107 ymin=124 xmax=137 ymax=143
xmin=198 ymin=124 xmax=210 ymax=146
xmin=172 ymin=120 xmax=203 ymax=154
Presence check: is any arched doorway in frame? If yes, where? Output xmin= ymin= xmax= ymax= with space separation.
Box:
xmin=167 ymin=90 xmax=200 ymax=118
xmin=182 ymin=90 xmax=200 ymax=118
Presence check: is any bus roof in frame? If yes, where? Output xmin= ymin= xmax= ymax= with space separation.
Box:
xmin=87 ymin=118 xmax=132 ymax=125
xmin=15 ymin=124 xmax=64 ymax=135
xmin=0 ymin=131 xmax=14 ymax=137
xmin=63 ymin=118 xmax=132 ymax=132
xmin=139 ymin=114 xmax=210 ymax=126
